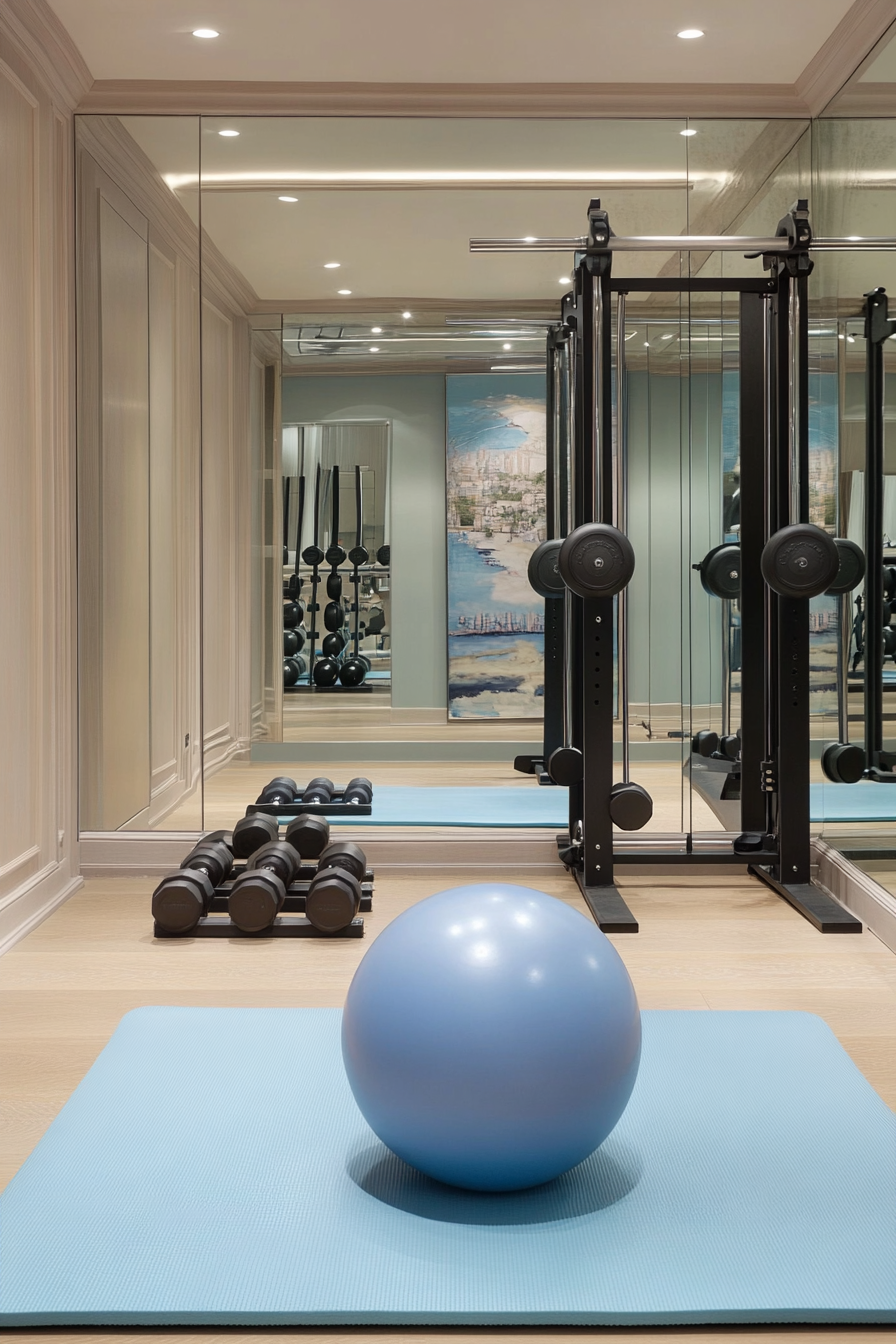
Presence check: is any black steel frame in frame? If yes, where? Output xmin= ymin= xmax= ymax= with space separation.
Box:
xmin=556 ymin=200 xmax=861 ymax=935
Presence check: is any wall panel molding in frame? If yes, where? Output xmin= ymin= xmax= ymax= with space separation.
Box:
xmin=797 ymin=0 xmax=896 ymax=114
xmin=1 ymin=0 xmax=90 ymax=112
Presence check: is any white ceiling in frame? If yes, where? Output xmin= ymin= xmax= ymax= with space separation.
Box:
xmin=121 ymin=115 xmax=775 ymax=302
xmin=54 ymin=0 xmax=854 ymax=84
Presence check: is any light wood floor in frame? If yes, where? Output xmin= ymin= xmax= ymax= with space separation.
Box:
xmin=2 ymin=866 xmax=895 ymax=1343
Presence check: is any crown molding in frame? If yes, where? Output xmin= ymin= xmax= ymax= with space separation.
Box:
xmin=77 ymin=79 xmax=810 ymax=118
xmin=822 ymin=81 xmax=896 ymax=113
xmin=0 ymin=0 xmax=91 ymax=110
xmin=796 ymin=0 xmax=896 ymax=115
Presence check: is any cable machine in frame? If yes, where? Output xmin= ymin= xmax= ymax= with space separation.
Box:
xmin=472 ymin=200 xmax=894 ymax=935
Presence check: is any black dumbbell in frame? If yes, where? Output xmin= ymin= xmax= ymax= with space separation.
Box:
xmin=284 ymin=657 xmax=302 ymax=687
xmin=284 ymin=627 xmax=306 ymax=657
xmin=339 ymin=657 xmax=367 ymax=687
xmin=312 ymin=657 xmax=340 ymax=686
xmin=152 ymin=839 xmax=233 ymax=934
xmin=884 ymin=627 xmax=896 ymax=660
xmin=377 ymin=544 xmax=390 ymax=566
xmin=283 ymin=601 xmax=302 ymax=629
xmin=326 ymin=572 xmax=343 ymax=600
xmin=258 ymin=776 xmax=298 ymax=806
xmin=232 ymin=813 xmax=279 ymax=858
xmin=203 ymin=829 xmax=234 ymax=851
xmin=305 ymin=840 xmax=368 ymax=934
xmin=228 ymin=840 xmax=300 ymax=933
xmin=321 ymin=631 xmax=345 ymax=657
xmin=885 ymin=566 xmax=896 ymax=601
xmin=344 ymin=776 xmax=373 ymax=804
xmin=304 ymin=776 xmax=334 ymax=803
xmin=719 ymin=734 xmax=740 ymax=761
xmin=692 ymin=730 xmax=719 ymax=758
xmin=324 ymin=601 xmax=345 ymax=632
xmin=284 ymin=812 xmax=330 ymax=859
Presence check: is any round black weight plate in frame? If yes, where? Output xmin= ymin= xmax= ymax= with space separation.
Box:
xmin=283 ymin=601 xmax=301 ymax=629
xmin=376 ymin=544 xmax=390 ymax=566
xmin=719 ymin=734 xmax=740 ymax=761
xmin=232 ymin=813 xmax=279 ymax=859
xmin=312 ymin=656 xmax=340 ymax=686
xmin=826 ymin=538 xmax=866 ymax=595
xmin=546 ymin=745 xmax=584 ymax=787
xmin=325 ymin=544 xmax=346 ymax=567
xmin=558 ymin=524 xmax=635 ymax=599
xmin=302 ymin=544 xmax=325 ymax=567
xmin=259 ymin=776 xmax=298 ymax=805
xmin=692 ymin=730 xmax=719 ymax=758
xmin=608 ymin=781 xmax=653 ymax=831
xmin=821 ymin=741 xmax=865 ymax=784
xmin=284 ymin=628 xmax=300 ymax=656
xmin=700 ymin=544 xmax=741 ymax=600
xmin=348 ymin=545 xmax=369 ymax=566
xmin=527 ymin=539 xmax=565 ymax=598
xmin=884 ymin=627 xmax=896 ymax=659
xmin=760 ymin=524 xmax=839 ymax=598
xmin=326 ymin=572 xmax=343 ymax=600
xmin=322 ymin=632 xmax=345 ymax=657
xmin=339 ymin=657 xmax=367 ymax=686
xmin=305 ymin=776 xmax=335 ymax=803
xmin=323 ymin=601 xmax=344 ymax=632
xmin=344 ymin=776 xmax=373 ymax=804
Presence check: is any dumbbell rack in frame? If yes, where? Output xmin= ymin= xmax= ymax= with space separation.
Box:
xmin=153 ymin=864 xmax=374 ymax=940
xmin=247 ymin=788 xmax=372 ymax=818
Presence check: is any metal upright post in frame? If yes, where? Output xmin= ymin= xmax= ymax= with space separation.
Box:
xmin=542 ymin=327 xmax=566 ymax=774
xmin=863 ymin=288 xmax=896 ymax=778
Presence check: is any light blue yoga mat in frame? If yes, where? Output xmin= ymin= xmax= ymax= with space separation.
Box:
xmin=296 ymin=782 xmax=896 ymax=828
xmin=1 ymin=1007 xmax=893 ymax=1326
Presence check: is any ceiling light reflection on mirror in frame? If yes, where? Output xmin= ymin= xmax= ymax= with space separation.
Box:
xmin=324 ymin=262 xmax=341 ymax=269
xmin=680 ymin=128 xmax=697 ymax=137
xmin=192 ymin=27 xmax=219 ymax=37
xmin=677 ymin=28 xmax=704 ymax=38
xmin=338 ymin=289 xmax=352 ymax=295
xmin=371 ymin=327 xmax=382 ymax=333
xmin=218 ymin=129 xmax=239 ymax=137
xmin=278 ymin=195 xmax=298 ymax=202
xmin=402 ymin=312 xmax=412 ymax=319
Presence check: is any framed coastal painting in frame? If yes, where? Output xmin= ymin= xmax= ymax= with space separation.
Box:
xmin=445 ymin=373 xmax=547 ymax=718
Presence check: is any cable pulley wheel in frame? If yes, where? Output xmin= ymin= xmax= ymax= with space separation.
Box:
xmin=759 ymin=524 xmax=839 ymax=599
xmin=527 ymin=539 xmax=566 ymax=598
xmin=826 ymin=538 xmax=865 ymax=595
xmin=558 ymin=524 xmax=635 ymax=599
xmin=699 ymin=544 xmax=741 ymax=600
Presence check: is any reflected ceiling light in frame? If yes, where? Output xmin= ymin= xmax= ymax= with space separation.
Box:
xmin=523 ymin=236 xmax=537 ymax=243
xmin=503 ymin=343 xmax=512 ymax=350
xmin=338 ymin=289 xmax=352 ymax=295
xmin=847 ymin=335 xmax=856 ymax=343
xmin=197 ymin=169 xmax=698 ymax=187
xmin=644 ymin=342 xmax=650 ymax=347
xmin=324 ymin=261 xmax=341 ymax=268
xmin=680 ymin=128 xmax=697 ymax=136
xmin=371 ymin=326 xmax=383 ymax=333
xmin=192 ymin=27 xmax=219 ymax=37
xmin=677 ymin=28 xmax=704 ymax=38
xmin=838 ymin=334 xmax=845 ymax=339
xmin=218 ymin=129 xmax=239 ymax=137
xmin=402 ymin=311 xmax=412 ymax=319
xmin=662 ymin=333 xmax=674 ymax=339
xmin=625 ymin=330 xmax=638 ymax=340
xmin=369 ymin=346 xmax=380 ymax=352
xmin=278 ymin=195 xmax=298 ymax=202
xmin=558 ymin=276 xmax=570 ymax=283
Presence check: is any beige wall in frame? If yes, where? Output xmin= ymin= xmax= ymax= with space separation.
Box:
xmin=0 ymin=0 xmax=89 ymax=951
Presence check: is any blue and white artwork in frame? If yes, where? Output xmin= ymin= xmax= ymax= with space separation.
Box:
xmin=446 ymin=375 xmax=547 ymax=719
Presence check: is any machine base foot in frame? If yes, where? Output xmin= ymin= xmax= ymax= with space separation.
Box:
xmin=749 ymin=867 xmax=862 ymax=933
xmin=574 ymin=871 xmax=639 ymax=933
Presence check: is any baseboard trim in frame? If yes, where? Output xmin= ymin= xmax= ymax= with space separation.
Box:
xmin=812 ymin=837 xmax=896 ymax=953
xmin=0 ymin=867 xmax=83 ymax=957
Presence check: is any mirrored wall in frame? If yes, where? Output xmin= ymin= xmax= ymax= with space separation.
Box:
xmin=75 ymin=99 xmax=896 ymax=861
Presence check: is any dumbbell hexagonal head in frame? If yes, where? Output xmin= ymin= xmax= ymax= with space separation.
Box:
xmin=285 ymin=813 xmax=330 ymax=859
xmin=317 ymin=839 xmax=366 ymax=883
xmin=152 ymin=869 xmax=214 ymax=934
xmin=305 ymin=867 xmax=361 ymax=934
xmin=232 ymin=813 xmax=279 ymax=859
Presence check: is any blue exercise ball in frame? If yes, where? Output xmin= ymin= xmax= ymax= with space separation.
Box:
xmin=341 ymin=883 xmax=641 ymax=1192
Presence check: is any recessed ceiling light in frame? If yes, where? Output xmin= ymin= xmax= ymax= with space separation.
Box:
xmin=323 ymin=261 xmax=341 ymax=269
xmin=402 ymin=311 xmax=412 ymax=319
xmin=218 ymin=129 xmax=239 ymax=137
xmin=278 ymin=195 xmax=298 ymax=202
xmin=558 ymin=276 xmax=570 ymax=284
xmin=371 ymin=327 xmax=382 ymax=333
xmin=680 ymin=128 xmax=697 ymax=137
xmin=503 ymin=343 xmax=512 ymax=350
xmin=677 ymin=28 xmax=704 ymax=38
xmin=192 ymin=28 xmax=219 ymax=38
xmin=338 ymin=289 xmax=352 ymax=296
xmin=369 ymin=346 xmax=380 ymax=352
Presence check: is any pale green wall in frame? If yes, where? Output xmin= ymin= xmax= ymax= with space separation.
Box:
xmin=281 ymin=374 xmax=447 ymax=710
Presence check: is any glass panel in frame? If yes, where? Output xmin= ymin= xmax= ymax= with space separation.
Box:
xmin=75 ymin=115 xmax=201 ymax=832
